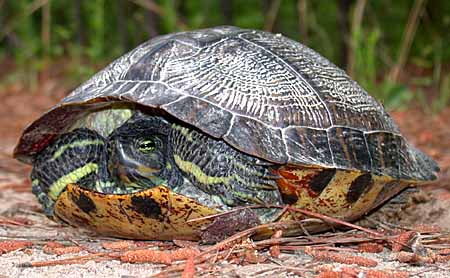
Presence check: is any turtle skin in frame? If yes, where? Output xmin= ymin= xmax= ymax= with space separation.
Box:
xmin=14 ymin=26 xmax=439 ymax=241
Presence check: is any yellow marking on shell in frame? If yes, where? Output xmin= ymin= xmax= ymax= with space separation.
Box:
xmin=279 ymin=170 xmax=346 ymax=217
xmin=286 ymin=168 xmax=318 ymax=180
xmin=54 ymin=184 xmax=218 ymax=240
xmin=48 ymin=163 xmax=98 ymax=200
xmin=51 ymin=139 xmax=104 ymax=160
xmin=344 ymin=175 xmax=390 ymax=220
xmin=263 ymin=168 xmax=401 ymax=238
xmin=278 ymin=169 xmax=396 ymax=223
xmin=313 ymin=170 xmax=360 ymax=216
xmin=174 ymin=154 xmax=233 ymax=185
xmin=171 ymin=124 xmax=193 ymax=142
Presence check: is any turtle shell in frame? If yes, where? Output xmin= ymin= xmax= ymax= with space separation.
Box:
xmin=14 ymin=26 xmax=438 ymax=182
xmin=54 ymin=184 xmax=219 ymax=240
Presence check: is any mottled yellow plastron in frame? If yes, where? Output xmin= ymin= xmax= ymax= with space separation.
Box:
xmin=271 ymin=166 xmax=411 ymax=237
xmin=54 ymin=184 xmax=218 ymax=240
xmin=54 ymin=166 xmax=412 ymax=240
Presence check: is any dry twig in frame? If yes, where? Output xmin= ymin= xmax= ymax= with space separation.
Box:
xmin=269 ymin=230 xmax=283 ymax=258
xmin=297 ymin=0 xmax=308 ymax=42
xmin=305 ymin=246 xmax=378 ymax=267
xmin=121 ymin=247 xmax=199 ymax=265
xmin=357 ymin=242 xmax=384 ymax=253
xmin=389 ymin=0 xmax=428 ymax=81
xmin=391 ymin=231 xmax=417 ymax=252
xmin=316 ymin=265 xmax=410 ymax=278
xmin=0 ymin=240 xmax=33 ymax=254
xmin=19 ymin=253 xmax=110 ymax=268
xmin=264 ymin=0 xmax=282 ymax=32
xmin=347 ymin=0 xmax=367 ymax=77
xmin=181 ymin=256 xmax=195 ymax=278
xmin=101 ymin=240 xmax=136 ymax=250
xmin=43 ymin=243 xmax=83 ymax=255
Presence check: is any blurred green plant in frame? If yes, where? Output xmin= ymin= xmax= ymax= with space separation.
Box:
xmin=349 ymin=26 xmax=414 ymax=110
xmin=0 ymin=0 xmax=449 ymax=111
xmin=159 ymin=0 xmax=179 ymax=33
xmin=431 ymin=73 xmax=450 ymax=113
xmin=85 ymin=0 xmax=105 ymax=61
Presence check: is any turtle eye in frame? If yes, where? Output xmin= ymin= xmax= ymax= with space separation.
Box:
xmin=137 ymin=139 xmax=156 ymax=153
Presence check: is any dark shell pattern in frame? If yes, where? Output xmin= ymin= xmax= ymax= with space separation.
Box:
xmin=14 ymin=26 xmax=438 ymax=181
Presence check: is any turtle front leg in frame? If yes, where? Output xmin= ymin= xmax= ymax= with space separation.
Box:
xmin=31 ymin=128 xmax=109 ymax=216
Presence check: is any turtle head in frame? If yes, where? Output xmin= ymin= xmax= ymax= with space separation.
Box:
xmin=30 ymin=111 xmax=178 ymax=216
xmin=108 ymin=113 xmax=172 ymax=189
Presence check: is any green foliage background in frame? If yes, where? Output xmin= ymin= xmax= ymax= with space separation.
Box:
xmin=1 ymin=0 xmax=449 ymax=110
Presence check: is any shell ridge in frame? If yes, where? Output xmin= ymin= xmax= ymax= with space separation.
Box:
xmin=223 ymin=114 xmax=236 ymax=138
xmin=362 ymin=132 xmax=374 ymax=173
xmin=280 ymin=130 xmax=293 ymax=162
xmin=326 ymin=129 xmax=337 ymax=166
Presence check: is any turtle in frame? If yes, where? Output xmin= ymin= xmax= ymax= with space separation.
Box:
xmin=14 ymin=26 xmax=439 ymax=241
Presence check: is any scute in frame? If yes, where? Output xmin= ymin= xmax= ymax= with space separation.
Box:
xmin=239 ymin=31 xmax=399 ymax=132
xmin=163 ymin=96 xmax=233 ymax=138
xmin=224 ymin=115 xmax=288 ymax=163
xmin=14 ymin=26 xmax=438 ymax=181
xmin=328 ymin=127 xmax=371 ymax=171
xmin=284 ymin=127 xmax=332 ymax=166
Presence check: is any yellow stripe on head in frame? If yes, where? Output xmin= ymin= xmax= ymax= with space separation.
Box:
xmin=48 ymin=162 xmax=99 ymax=200
xmin=171 ymin=125 xmax=194 ymax=142
xmin=174 ymin=154 xmax=233 ymax=185
xmin=51 ymin=139 xmax=104 ymax=161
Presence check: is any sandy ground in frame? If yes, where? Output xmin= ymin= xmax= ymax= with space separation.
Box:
xmin=0 ymin=82 xmax=449 ymax=277
xmin=0 ymin=249 xmax=449 ymax=278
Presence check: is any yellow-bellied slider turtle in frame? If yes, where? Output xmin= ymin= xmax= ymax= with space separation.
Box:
xmin=14 ymin=26 xmax=439 ymax=241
